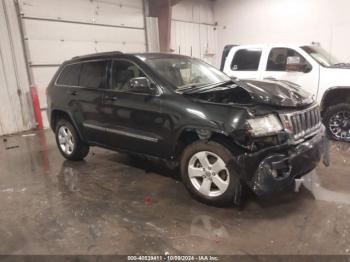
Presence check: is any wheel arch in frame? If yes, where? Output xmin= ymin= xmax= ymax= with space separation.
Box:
xmin=320 ymin=86 xmax=350 ymax=114
xmin=172 ymin=126 xmax=241 ymax=160
xmin=50 ymin=109 xmax=86 ymax=142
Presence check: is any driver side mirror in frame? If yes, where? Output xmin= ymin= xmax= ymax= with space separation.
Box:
xmin=129 ymin=77 xmax=156 ymax=95
xmin=286 ymin=56 xmax=312 ymax=73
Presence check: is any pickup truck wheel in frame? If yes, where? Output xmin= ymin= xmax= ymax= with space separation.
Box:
xmin=180 ymin=141 xmax=241 ymax=207
xmin=55 ymin=119 xmax=89 ymax=161
xmin=323 ymin=103 xmax=350 ymax=142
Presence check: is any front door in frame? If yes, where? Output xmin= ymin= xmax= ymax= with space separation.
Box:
xmin=261 ymin=47 xmax=319 ymax=95
xmin=101 ymin=59 xmax=164 ymax=156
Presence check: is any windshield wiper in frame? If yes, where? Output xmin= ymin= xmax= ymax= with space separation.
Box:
xmin=179 ymin=80 xmax=234 ymax=94
xmin=177 ymin=83 xmax=207 ymax=90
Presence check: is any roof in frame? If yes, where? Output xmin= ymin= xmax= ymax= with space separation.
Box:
xmin=132 ymin=52 xmax=190 ymax=59
xmin=70 ymin=51 xmax=190 ymax=62
xmin=71 ymin=51 xmax=123 ymax=61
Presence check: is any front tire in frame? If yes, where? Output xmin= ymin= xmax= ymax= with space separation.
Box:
xmin=180 ymin=141 xmax=241 ymax=207
xmin=323 ymin=103 xmax=350 ymax=142
xmin=55 ymin=119 xmax=89 ymax=161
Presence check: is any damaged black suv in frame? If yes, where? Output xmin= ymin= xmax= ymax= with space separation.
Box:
xmin=47 ymin=52 xmax=327 ymax=206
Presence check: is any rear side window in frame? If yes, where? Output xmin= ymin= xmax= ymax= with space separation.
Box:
xmin=231 ymin=49 xmax=262 ymax=71
xmin=56 ymin=64 xmax=81 ymax=86
xmin=79 ymin=61 xmax=108 ymax=89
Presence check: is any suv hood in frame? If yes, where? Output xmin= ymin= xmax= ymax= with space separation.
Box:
xmin=237 ymin=79 xmax=314 ymax=107
xmin=184 ymin=79 xmax=314 ymax=108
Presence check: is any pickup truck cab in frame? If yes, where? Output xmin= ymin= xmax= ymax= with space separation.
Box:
xmin=222 ymin=44 xmax=350 ymax=142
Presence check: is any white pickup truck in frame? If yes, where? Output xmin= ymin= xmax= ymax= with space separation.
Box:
xmin=221 ymin=44 xmax=350 ymax=142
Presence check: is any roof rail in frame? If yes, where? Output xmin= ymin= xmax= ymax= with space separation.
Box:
xmin=72 ymin=51 xmax=123 ymax=60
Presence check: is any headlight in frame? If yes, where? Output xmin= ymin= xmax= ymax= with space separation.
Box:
xmin=246 ymin=114 xmax=283 ymax=137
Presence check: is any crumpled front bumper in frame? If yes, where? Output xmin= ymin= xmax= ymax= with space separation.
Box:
xmin=236 ymin=125 xmax=328 ymax=196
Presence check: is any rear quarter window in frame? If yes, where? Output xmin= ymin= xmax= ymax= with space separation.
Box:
xmin=56 ymin=63 xmax=81 ymax=86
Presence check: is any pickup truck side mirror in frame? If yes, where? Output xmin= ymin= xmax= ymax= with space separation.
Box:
xmin=286 ymin=56 xmax=312 ymax=73
xmin=129 ymin=77 xmax=156 ymax=95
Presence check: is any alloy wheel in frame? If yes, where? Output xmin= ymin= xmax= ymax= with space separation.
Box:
xmin=188 ymin=151 xmax=230 ymax=197
xmin=58 ymin=125 xmax=75 ymax=155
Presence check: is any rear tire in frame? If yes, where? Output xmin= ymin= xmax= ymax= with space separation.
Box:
xmin=180 ymin=140 xmax=241 ymax=207
xmin=323 ymin=103 xmax=350 ymax=142
xmin=55 ymin=119 xmax=89 ymax=161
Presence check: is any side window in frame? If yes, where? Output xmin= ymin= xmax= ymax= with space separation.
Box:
xmin=111 ymin=60 xmax=146 ymax=91
xmin=231 ymin=49 xmax=262 ymax=71
xmin=79 ymin=61 xmax=108 ymax=89
xmin=56 ymin=64 xmax=81 ymax=86
xmin=266 ymin=48 xmax=310 ymax=71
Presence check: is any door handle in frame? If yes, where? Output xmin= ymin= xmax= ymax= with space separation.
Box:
xmin=68 ymin=90 xmax=78 ymax=96
xmin=104 ymin=95 xmax=117 ymax=101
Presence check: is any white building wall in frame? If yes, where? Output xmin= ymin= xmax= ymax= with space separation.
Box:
xmin=214 ymin=0 xmax=350 ymax=67
xmin=171 ymin=0 xmax=217 ymax=65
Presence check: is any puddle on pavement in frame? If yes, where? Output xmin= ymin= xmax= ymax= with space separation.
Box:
xmin=297 ymin=170 xmax=350 ymax=205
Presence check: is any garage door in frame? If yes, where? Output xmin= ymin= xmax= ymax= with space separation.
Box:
xmin=18 ymin=0 xmax=147 ymax=128
xmin=171 ymin=0 xmax=217 ymax=65
xmin=0 ymin=0 xmax=32 ymax=136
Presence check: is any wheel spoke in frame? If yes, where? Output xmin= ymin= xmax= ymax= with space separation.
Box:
xmin=66 ymin=129 xmax=72 ymax=137
xmin=199 ymin=179 xmax=212 ymax=195
xmin=68 ymin=140 xmax=74 ymax=149
xmin=196 ymin=152 xmax=210 ymax=169
xmin=63 ymin=143 xmax=69 ymax=153
xmin=188 ymin=166 xmax=204 ymax=178
xmin=212 ymin=175 xmax=229 ymax=193
xmin=211 ymin=158 xmax=226 ymax=173
xmin=62 ymin=128 xmax=68 ymax=136
xmin=58 ymin=136 xmax=66 ymax=144
xmin=59 ymin=129 xmax=65 ymax=138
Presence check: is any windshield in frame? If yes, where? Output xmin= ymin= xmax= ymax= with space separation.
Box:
xmin=301 ymin=46 xmax=340 ymax=67
xmin=141 ymin=56 xmax=231 ymax=90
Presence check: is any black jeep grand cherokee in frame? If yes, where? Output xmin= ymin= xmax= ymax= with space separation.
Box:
xmin=47 ymin=52 xmax=327 ymax=206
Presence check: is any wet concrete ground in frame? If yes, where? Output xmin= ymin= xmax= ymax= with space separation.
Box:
xmin=0 ymin=130 xmax=349 ymax=255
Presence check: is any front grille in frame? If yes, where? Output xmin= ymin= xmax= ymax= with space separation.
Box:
xmin=280 ymin=105 xmax=322 ymax=141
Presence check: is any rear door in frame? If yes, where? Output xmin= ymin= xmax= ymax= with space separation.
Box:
xmin=65 ymin=60 xmax=109 ymax=145
xmin=223 ymin=45 xmax=265 ymax=80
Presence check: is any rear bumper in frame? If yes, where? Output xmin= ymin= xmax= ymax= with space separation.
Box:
xmin=236 ymin=125 xmax=328 ymax=196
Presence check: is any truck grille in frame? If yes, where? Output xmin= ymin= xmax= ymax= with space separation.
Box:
xmin=280 ymin=105 xmax=322 ymax=141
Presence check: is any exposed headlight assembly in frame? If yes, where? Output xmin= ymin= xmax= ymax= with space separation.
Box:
xmin=246 ymin=114 xmax=283 ymax=137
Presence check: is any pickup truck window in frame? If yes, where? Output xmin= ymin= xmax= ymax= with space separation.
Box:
xmin=267 ymin=48 xmax=310 ymax=72
xmin=111 ymin=60 xmax=146 ymax=91
xmin=231 ymin=49 xmax=262 ymax=71
xmin=56 ymin=63 xmax=81 ymax=86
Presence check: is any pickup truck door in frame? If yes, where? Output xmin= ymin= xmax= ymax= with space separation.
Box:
xmin=223 ymin=45 xmax=265 ymax=80
xmin=261 ymin=47 xmax=320 ymax=95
